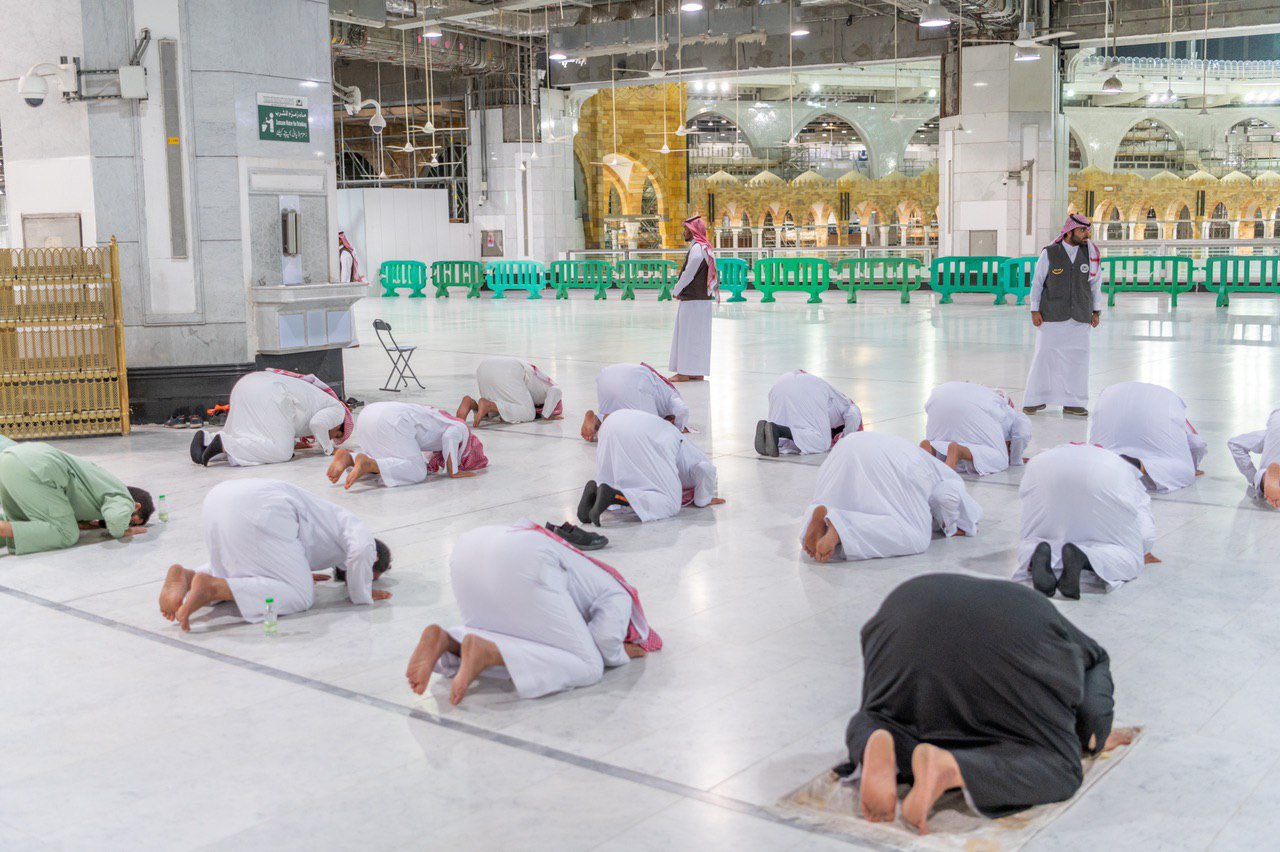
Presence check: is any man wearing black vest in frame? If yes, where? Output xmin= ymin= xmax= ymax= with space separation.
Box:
xmin=1023 ymin=213 xmax=1103 ymax=417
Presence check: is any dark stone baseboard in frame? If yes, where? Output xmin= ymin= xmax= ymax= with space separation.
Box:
xmin=127 ymin=350 xmax=347 ymax=424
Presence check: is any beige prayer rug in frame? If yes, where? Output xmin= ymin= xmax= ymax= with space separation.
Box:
xmin=775 ymin=728 xmax=1142 ymax=850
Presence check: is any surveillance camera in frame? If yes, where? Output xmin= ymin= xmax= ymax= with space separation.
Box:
xmin=18 ymin=72 xmax=48 ymax=107
xmin=369 ymin=111 xmax=387 ymax=134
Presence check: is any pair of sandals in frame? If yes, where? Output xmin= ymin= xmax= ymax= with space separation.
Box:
xmin=545 ymin=521 xmax=608 ymax=551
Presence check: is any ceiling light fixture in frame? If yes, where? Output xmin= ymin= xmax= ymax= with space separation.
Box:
xmin=919 ymin=1 xmax=950 ymax=28
xmin=549 ymin=51 xmax=567 ymax=61
xmin=1102 ymin=74 xmax=1123 ymax=94
xmin=681 ymin=1 xmax=703 ymax=10
xmin=791 ymin=27 xmax=810 ymax=37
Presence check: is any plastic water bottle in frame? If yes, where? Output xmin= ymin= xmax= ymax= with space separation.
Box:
xmin=264 ymin=598 xmax=278 ymax=636
xmin=158 ymin=494 xmax=169 ymax=522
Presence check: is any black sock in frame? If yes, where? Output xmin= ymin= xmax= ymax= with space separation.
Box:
xmin=1059 ymin=543 xmax=1092 ymax=600
xmin=201 ymin=433 xmax=224 ymax=465
xmin=773 ymin=423 xmax=793 ymax=441
xmin=589 ymin=483 xmax=628 ymax=526
xmin=577 ymin=481 xmax=598 ymax=525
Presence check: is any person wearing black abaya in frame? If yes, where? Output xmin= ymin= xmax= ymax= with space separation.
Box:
xmin=839 ymin=573 xmax=1127 ymax=835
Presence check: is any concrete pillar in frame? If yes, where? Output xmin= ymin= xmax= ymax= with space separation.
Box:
xmin=939 ymin=45 xmax=1068 ymax=257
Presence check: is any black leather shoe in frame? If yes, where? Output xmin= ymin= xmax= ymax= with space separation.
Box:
xmin=548 ymin=522 xmax=609 ymax=551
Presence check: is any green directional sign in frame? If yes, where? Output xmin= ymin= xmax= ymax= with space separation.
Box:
xmin=258 ymin=93 xmax=310 ymax=142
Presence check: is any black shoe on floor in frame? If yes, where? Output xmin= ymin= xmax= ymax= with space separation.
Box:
xmin=190 ymin=430 xmax=208 ymax=465
xmin=755 ymin=420 xmax=779 ymax=457
xmin=1023 ymin=404 xmax=1046 ymax=414
xmin=1059 ymin=542 xmax=1089 ymax=600
xmin=1030 ymin=541 xmax=1057 ymax=597
xmin=589 ymin=483 xmax=628 ymax=527
xmin=577 ymin=481 xmax=598 ymax=525
xmin=547 ymin=522 xmax=609 ymax=551
xmin=200 ymin=433 xmax=224 ymax=466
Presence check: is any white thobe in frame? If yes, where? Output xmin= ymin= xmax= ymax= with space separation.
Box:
xmin=1024 ymin=243 xmax=1104 ymax=408
xmin=339 ymin=248 xmax=354 ymax=283
xmin=193 ymin=479 xmax=377 ymax=622
xmin=1227 ymin=408 xmax=1280 ymax=497
xmin=596 ymin=363 xmax=691 ymax=430
xmin=475 ymin=356 xmax=563 ymax=424
xmin=595 ymin=408 xmax=717 ymax=522
xmin=217 ymin=371 xmax=346 ymax=465
xmin=437 ymin=524 xmax=634 ymax=698
xmin=1089 ymin=382 xmax=1207 ymax=493
xmin=669 ymin=243 xmax=713 ymax=376
xmin=925 ymin=382 xmax=1031 ymax=475
xmin=1014 ymin=444 xmax=1156 ymax=591
xmin=767 ymin=370 xmax=863 ymax=455
xmin=800 ymin=431 xmax=982 ymax=561
xmin=350 ymin=402 xmax=467 ymax=487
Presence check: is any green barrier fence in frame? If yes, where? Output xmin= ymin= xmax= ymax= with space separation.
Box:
xmin=835 ymin=257 xmax=925 ymax=304
xmin=549 ymin=260 xmax=613 ymax=300
xmin=930 ymin=256 xmax=1010 ymax=305
xmin=716 ymin=257 xmax=751 ymax=302
xmin=1102 ymin=256 xmax=1195 ymax=307
xmin=616 ymin=259 xmax=678 ymax=300
xmin=998 ymin=256 xmax=1038 ymax=306
xmin=752 ymin=257 xmax=831 ymax=303
xmin=486 ymin=260 xmax=545 ymax=299
xmin=379 ymin=260 xmax=429 ymax=298
xmin=1202 ymin=256 xmax=1280 ymax=306
xmin=430 ymin=260 xmax=484 ymax=298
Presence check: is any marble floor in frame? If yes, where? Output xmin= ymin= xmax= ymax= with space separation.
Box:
xmin=2 ymin=289 xmax=1279 ymax=850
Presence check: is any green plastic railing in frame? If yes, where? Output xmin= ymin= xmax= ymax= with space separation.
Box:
xmin=1102 ymin=256 xmax=1194 ymax=307
xmin=549 ymin=260 xmax=614 ymax=300
xmin=430 ymin=260 xmax=484 ymax=298
xmin=930 ymin=256 xmax=1010 ymax=305
xmin=616 ymin=259 xmax=678 ymax=300
xmin=716 ymin=257 xmax=751 ymax=302
xmin=1203 ymin=256 xmax=1280 ymax=306
xmin=752 ymin=257 xmax=831 ymax=303
xmin=998 ymin=256 xmax=1038 ymax=306
xmin=835 ymin=257 xmax=925 ymax=304
xmin=379 ymin=260 xmax=429 ymax=298
xmin=485 ymin=260 xmax=545 ymax=300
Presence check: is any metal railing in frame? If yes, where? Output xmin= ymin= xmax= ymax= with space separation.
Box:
xmin=566 ymin=246 xmax=938 ymax=266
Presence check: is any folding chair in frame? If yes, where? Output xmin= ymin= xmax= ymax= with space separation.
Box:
xmin=373 ymin=319 xmax=424 ymax=392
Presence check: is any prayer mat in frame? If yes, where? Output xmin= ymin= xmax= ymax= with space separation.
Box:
xmin=775 ymin=727 xmax=1142 ymax=850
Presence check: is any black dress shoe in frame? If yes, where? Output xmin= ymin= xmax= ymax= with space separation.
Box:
xmin=547 ymin=522 xmax=609 ymax=551
xmin=190 ymin=430 xmax=208 ymax=465
xmin=1029 ymin=541 xmax=1057 ymax=597
xmin=1059 ymin=543 xmax=1089 ymax=600
xmin=577 ymin=481 xmax=598 ymax=525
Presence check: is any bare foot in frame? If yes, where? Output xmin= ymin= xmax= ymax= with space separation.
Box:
xmin=803 ymin=506 xmax=829 ymax=558
xmin=406 ymin=624 xmax=459 ymax=695
xmin=1195 ymin=469 xmax=1206 ymax=477
xmin=901 ymin=744 xmax=964 ymax=836
xmin=860 ymin=729 xmax=899 ymax=822
xmin=175 ymin=573 xmax=231 ymax=632
xmin=581 ymin=410 xmax=601 ymax=442
xmin=327 ymin=448 xmax=354 ymax=483
xmin=919 ymin=439 xmax=935 ymax=457
xmin=814 ymin=516 xmax=841 ymax=563
xmin=1143 ymin=552 xmax=1162 ymax=564
xmin=451 ymin=634 xmax=504 ymax=706
xmin=624 ymin=642 xmax=647 ymax=659
xmin=1103 ymin=727 xmax=1137 ymax=752
xmin=456 ymin=395 xmax=478 ymax=422
xmin=707 ymin=497 xmax=726 ymax=506
xmin=474 ymin=398 xmax=500 ymax=428
xmin=344 ymin=453 xmax=380 ymax=490
xmin=1264 ymin=462 xmax=1280 ymax=508
xmin=159 ymin=564 xmax=193 ymax=621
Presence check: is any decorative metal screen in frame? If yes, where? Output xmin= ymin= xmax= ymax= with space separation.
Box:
xmin=0 ymin=238 xmax=131 ymax=438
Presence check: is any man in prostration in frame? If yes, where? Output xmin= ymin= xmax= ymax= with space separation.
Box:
xmin=1228 ymin=407 xmax=1280 ymax=508
xmin=755 ymin=369 xmax=863 ymax=457
xmin=1090 ymin=381 xmax=1207 ymax=493
xmin=159 ymin=479 xmax=392 ymax=631
xmin=668 ymin=215 xmax=717 ymax=383
xmin=190 ymin=369 xmax=352 ymax=466
xmin=841 ymin=573 xmax=1132 ymax=835
xmin=1015 ymin=443 xmax=1158 ymax=599
xmin=581 ymin=362 xmax=690 ymax=442
xmin=576 ymin=408 xmax=722 ymax=526
xmin=920 ymin=381 xmax=1031 ymax=475
xmin=456 ymin=356 xmax=563 ymax=427
xmin=801 ymin=431 xmax=981 ymax=563
xmin=0 ymin=441 xmax=152 ymax=555
xmin=1023 ymin=213 xmax=1103 ymax=417
xmin=405 ymin=520 xmax=660 ymax=704
xmin=326 ymin=402 xmax=487 ymax=488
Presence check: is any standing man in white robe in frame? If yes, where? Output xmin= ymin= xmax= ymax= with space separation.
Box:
xmin=405 ymin=520 xmax=660 ymax=704
xmin=1024 ymin=214 xmax=1103 ymax=417
xmin=577 ymin=409 xmax=722 ymax=525
xmin=1015 ymin=443 xmax=1159 ymax=599
xmin=1227 ymin=407 xmax=1280 ymax=507
xmin=801 ymin=432 xmax=981 ymax=563
xmin=920 ymin=382 xmax=1031 ymax=475
xmin=190 ymin=370 xmax=351 ymax=466
xmin=581 ymin=362 xmax=690 ymax=442
xmin=327 ymin=402 xmax=487 ymax=489
xmin=457 ymin=356 xmax=563 ymax=427
xmin=668 ymin=216 xmax=717 ymax=382
xmin=756 ymin=369 xmax=863 ymax=457
xmin=1090 ymin=382 xmax=1207 ymax=492
xmin=159 ymin=479 xmax=392 ymax=631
